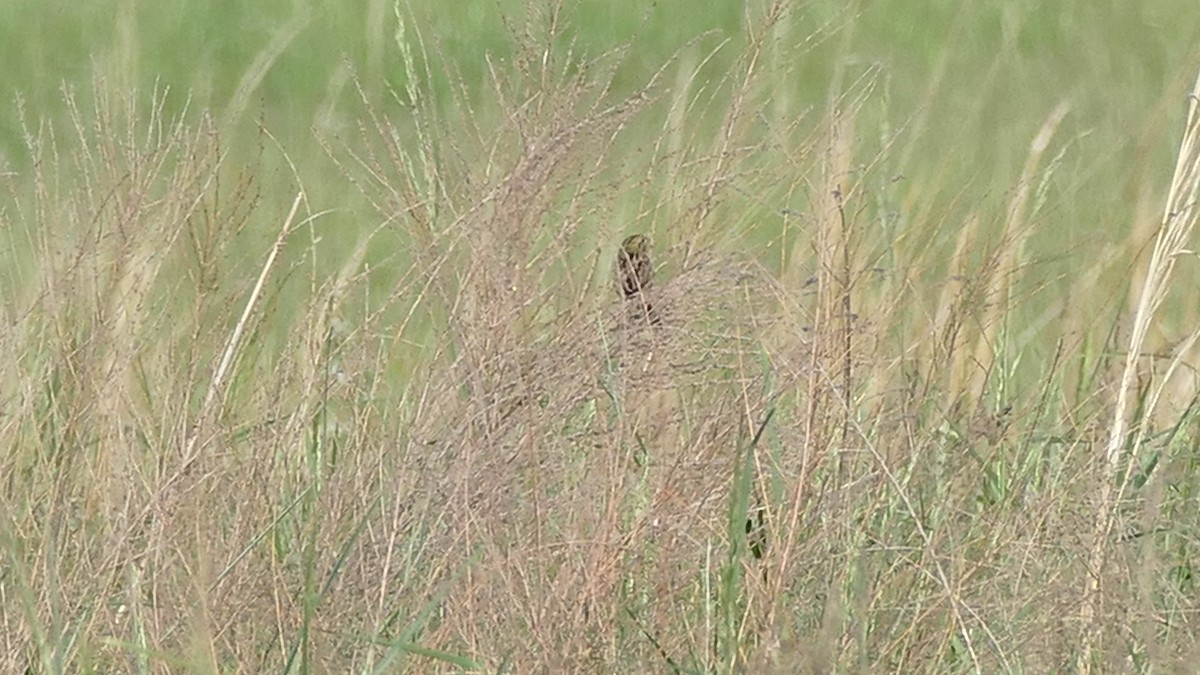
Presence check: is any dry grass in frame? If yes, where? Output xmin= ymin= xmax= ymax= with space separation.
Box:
xmin=3 ymin=5 xmax=1200 ymax=674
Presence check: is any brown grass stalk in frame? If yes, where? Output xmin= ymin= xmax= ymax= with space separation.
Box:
xmin=1081 ymin=68 xmax=1200 ymax=671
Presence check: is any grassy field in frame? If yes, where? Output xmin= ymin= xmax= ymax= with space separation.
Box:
xmin=4 ymin=0 xmax=1200 ymax=672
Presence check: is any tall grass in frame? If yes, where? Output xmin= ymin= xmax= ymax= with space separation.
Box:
xmin=3 ymin=1 xmax=1200 ymax=673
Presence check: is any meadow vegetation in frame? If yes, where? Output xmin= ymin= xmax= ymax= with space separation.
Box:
xmin=3 ymin=1 xmax=1200 ymax=672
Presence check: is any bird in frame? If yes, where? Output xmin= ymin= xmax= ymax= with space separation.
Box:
xmin=616 ymin=234 xmax=653 ymax=297
xmin=615 ymin=234 xmax=660 ymax=326
xmin=745 ymin=500 xmax=768 ymax=561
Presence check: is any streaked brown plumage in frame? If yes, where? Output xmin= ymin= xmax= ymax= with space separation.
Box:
xmin=615 ymin=234 xmax=660 ymax=326
xmin=616 ymin=234 xmax=653 ymax=298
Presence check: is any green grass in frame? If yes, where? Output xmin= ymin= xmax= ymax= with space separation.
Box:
xmin=3 ymin=0 xmax=1200 ymax=672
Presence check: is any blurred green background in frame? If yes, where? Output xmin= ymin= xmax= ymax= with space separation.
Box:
xmin=3 ymin=1 xmax=1194 ymax=178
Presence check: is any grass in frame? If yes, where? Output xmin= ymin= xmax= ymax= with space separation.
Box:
xmin=3 ymin=0 xmax=1200 ymax=672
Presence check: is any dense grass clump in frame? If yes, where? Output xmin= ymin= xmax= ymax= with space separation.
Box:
xmin=3 ymin=1 xmax=1200 ymax=673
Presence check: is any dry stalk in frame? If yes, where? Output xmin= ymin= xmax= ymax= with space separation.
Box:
xmin=968 ymin=101 xmax=1069 ymax=410
xmin=140 ymin=192 xmax=303 ymax=527
xmin=1080 ymin=69 xmax=1200 ymax=671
